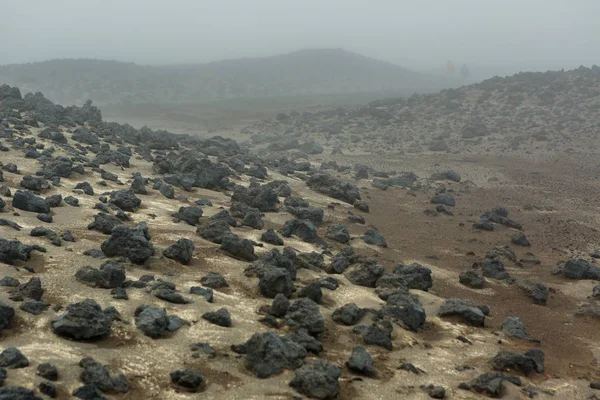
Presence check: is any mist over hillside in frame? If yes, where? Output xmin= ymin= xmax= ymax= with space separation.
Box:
xmin=0 ymin=49 xmax=454 ymax=106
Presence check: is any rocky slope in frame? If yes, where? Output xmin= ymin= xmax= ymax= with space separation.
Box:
xmin=0 ymin=83 xmax=598 ymax=399
xmin=243 ymin=66 xmax=600 ymax=156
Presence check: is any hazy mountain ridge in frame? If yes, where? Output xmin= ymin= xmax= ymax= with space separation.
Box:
xmin=0 ymin=49 xmax=452 ymax=106
xmin=243 ymin=65 xmax=600 ymax=155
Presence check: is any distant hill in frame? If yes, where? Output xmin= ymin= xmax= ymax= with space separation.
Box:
xmin=0 ymin=49 xmax=453 ymax=106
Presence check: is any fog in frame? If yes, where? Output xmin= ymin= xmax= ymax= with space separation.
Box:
xmin=2 ymin=0 xmax=599 ymax=76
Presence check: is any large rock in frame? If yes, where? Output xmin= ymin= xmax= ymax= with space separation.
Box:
xmin=135 ymin=305 xmax=169 ymax=338
xmin=230 ymin=183 xmax=279 ymax=212
xmin=0 ymin=239 xmax=45 ymax=265
xmin=458 ymin=372 xmax=521 ymax=398
xmin=285 ymin=298 xmax=325 ymax=336
xmin=347 ymin=346 xmax=374 ymax=376
xmin=289 ymin=359 xmax=341 ymax=400
xmin=243 ymin=332 xmax=307 ymax=378
xmin=259 ymin=268 xmax=293 ymax=299
xmin=52 ymin=299 xmax=114 ymax=340
xmin=172 ymin=206 xmax=204 ymax=226
xmin=326 ymin=224 xmax=350 ymax=244
xmin=170 ymin=369 xmax=206 ymax=392
xmin=431 ymin=193 xmax=456 ymax=207
xmin=306 ymin=173 xmax=361 ymax=204
xmin=286 ymin=207 xmax=324 ymax=224
xmin=163 ymin=238 xmax=195 ymax=265
xmin=501 ymin=317 xmax=527 ymax=339
xmin=12 ymin=190 xmax=50 ymax=213
xmin=101 ymin=223 xmax=154 ymax=264
xmin=438 ymin=298 xmax=486 ymax=326
xmin=490 ymin=349 xmax=545 ymax=376
xmin=280 ymin=219 xmax=320 ymax=243
xmin=345 ymin=262 xmax=384 ymax=288
xmin=75 ymin=261 xmax=126 ymax=289
xmin=352 ymin=320 xmax=394 ymax=350
xmin=361 ymin=228 xmax=387 ymax=247
xmin=332 ymin=303 xmax=366 ymax=326
xmin=0 ymin=302 xmax=14 ymax=333
xmin=381 ymin=292 xmax=426 ymax=331
xmin=431 ymin=170 xmax=461 ymax=182
xmin=20 ymin=176 xmax=50 ymax=192
xmin=220 ymin=233 xmax=256 ymax=261
xmin=79 ymin=357 xmax=129 ymax=394
xmin=197 ymin=220 xmax=231 ymax=244
xmin=109 ymin=190 xmax=141 ymax=212
xmin=562 ymin=259 xmax=600 ymax=280
xmin=459 ymin=269 xmax=485 ymax=288
xmin=393 ymin=263 xmax=432 ymax=291
xmin=482 ymin=258 xmax=511 ymax=280
xmin=87 ymin=213 xmax=123 ymax=235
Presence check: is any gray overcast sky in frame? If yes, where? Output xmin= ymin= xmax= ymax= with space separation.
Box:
xmin=2 ymin=0 xmax=598 ymax=73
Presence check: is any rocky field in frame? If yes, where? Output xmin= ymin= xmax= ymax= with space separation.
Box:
xmin=0 ymin=80 xmax=599 ymax=400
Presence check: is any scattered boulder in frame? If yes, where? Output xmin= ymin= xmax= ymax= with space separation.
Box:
xmin=285 ymin=298 xmax=324 ymax=336
xmin=100 ymin=223 xmax=154 ymax=264
xmin=490 ymin=349 xmax=545 ymax=376
xmin=438 ymin=298 xmax=486 ymax=327
xmin=289 ymin=359 xmax=341 ymax=400
xmin=306 ymin=173 xmax=361 ymax=204
xmin=347 ymin=346 xmax=374 ymax=376
xmin=163 ymin=238 xmax=194 ymax=265
xmin=75 ymin=261 xmax=126 ymax=289
xmin=200 ymin=272 xmax=228 ymax=289
xmin=431 ymin=193 xmax=456 ymax=207
xmin=326 ymin=224 xmax=350 ymax=244
xmin=261 ymin=229 xmax=283 ymax=245
xmin=332 ymin=303 xmax=366 ymax=326
xmin=109 ymin=190 xmax=141 ymax=212
xmin=220 ymin=233 xmax=256 ymax=261
xmin=393 ymin=263 xmax=432 ymax=291
xmin=345 ymin=262 xmax=384 ymax=287
xmin=0 ymin=348 xmax=29 ymax=368
xmin=202 ymin=308 xmax=232 ymax=327
xmin=280 ymin=219 xmax=320 ymax=243
xmin=242 ymin=209 xmax=264 ymax=229
xmin=270 ymin=293 xmax=290 ymax=317
xmin=361 ymin=228 xmax=387 ymax=247
xmin=482 ymin=258 xmax=511 ymax=280
xmin=197 ymin=220 xmax=231 ymax=244
xmin=75 ymin=182 xmax=94 ymax=196
xmin=172 ymin=206 xmax=204 ymax=226
xmin=52 ymin=299 xmax=114 ymax=340
xmin=79 ymin=357 xmax=129 ymax=394
xmin=352 ymin=320 xmax=393 ymax=350
xmin=381 ymin=292 xmax=426 ymax=331
xmin=135 ymin=305 xmax=169 ymax=338
xmin=170 ymin=369 xmax=206 ymax=392
xmin=458 ymin=372 xmax=521 ymax=398
xmin=511 ymin=232 xmax=531 ymax=247
xmin=87 ymin=213 xmax=123 ymax=234
xmin=562 ymin=259 xmax=600 ymax=280
xmin=501 ymin=317 xmax=527 ymax=339
xmin=259 ymin=268 xmax=293 ymax=299
xmin=243 ymin=332 xmax=307 ymax=378
xmin=0 ymin=239 xmax=45 ymax=265
xmin=516 ymin=280 xmax=549 ymax=305
xmin=12 ymin=190 xmax=50 ymax=213
xmin=431 ymin=170 xmax=461 ymax=182
xmin=459 ymin=269 xmax=485 ymax=289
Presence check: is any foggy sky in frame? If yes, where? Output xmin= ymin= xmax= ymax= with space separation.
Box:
xmin=2 ymin=0 xmax=599 ymax=74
